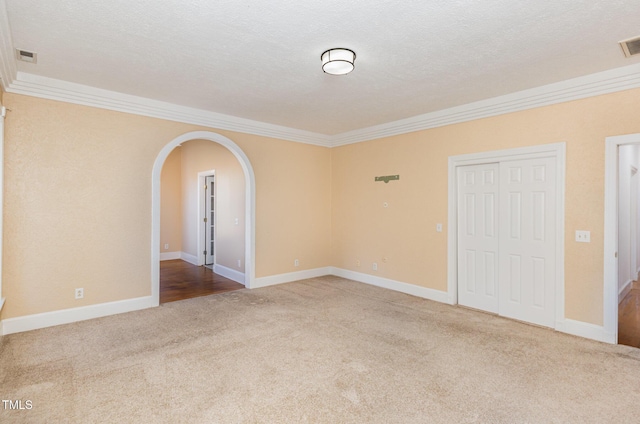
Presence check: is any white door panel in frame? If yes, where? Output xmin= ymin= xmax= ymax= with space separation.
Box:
xmin=457 ymin=156 xmax=557 ymax=328
xmin=204 ymin=175 xmax=215 ymax=266
xmin=457 ymin=163 xmax=500 ymax=313
xmin=499 ymin=157 xmax=556 ymax=327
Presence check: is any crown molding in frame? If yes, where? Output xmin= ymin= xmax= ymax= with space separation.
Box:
xmin=330 ymin=62 xmax=640 ymax=147
xmin=1 ymin=0 xmax=640 ymax=148
xmin=4 ymin=62 xmax=640 ymax=149
xmin=6 ymin=72 xmax=333 ymax=147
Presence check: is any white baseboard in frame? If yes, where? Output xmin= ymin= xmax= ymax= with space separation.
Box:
xmin=0 ymin=268 xmax=618 ymax=346
xmin=331 ymin=267 xmax=449 ymax=304
xmin=160 ymin=251 xmax=181 ymax=261
xmin=619 ymin=279 xmax=634 ymax=303
xmin=180 ymin=252 xmax=198 ymax=266
xmin=1 ymin=295 xmax=155 ymax=336
xmin=213 ymin=264 xmax=245 ymax=285
xmin=555 ymin=318 xmax=615 ymax=344
xmin=252 ymin=267 xmax=332 ymax=289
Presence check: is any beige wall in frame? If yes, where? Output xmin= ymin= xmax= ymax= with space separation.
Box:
xmin=179 ymin=139 xmax=245 ymax=271
xmin=248 ymin=135 xmax=333 ymax=277
xmin=160 ymin=146 xmax=182 ymax=254
xmin=4 ymin=86 xmax=640 ymax=328
xmin=1 ymin=93 xmax=332 ymax=319
xmin=332 ymin=87 xmax=640 ymax=326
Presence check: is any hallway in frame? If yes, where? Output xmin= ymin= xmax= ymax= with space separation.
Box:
xmin=160 ymin=260 xmax=244 ymax=303
xmin=618 ymin=280 xmax=640 ymax=348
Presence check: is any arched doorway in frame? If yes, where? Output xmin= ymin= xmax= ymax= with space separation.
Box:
xmin=151 ymin=131 xmax=256 ymax=306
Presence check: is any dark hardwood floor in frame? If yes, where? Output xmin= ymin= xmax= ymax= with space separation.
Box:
xmin=160 ymin=259 xmax=244 ymax=303
xmin=619 ymin=280 xmax=640 ymax=348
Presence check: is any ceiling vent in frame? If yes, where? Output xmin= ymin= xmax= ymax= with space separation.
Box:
xmin=620 ymin=36 xmax=640 ymax=58
xmin=16 ymin=49 xmax=37 ymax=64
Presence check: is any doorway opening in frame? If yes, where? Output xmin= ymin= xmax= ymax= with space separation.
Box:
xmin=159 ymin=259 xmax=243 ymax=303
xmin=604 ymin=133 xmax=640 ymax=346
xmin=151 ymin=131 xmax=256 ymax=307
xmin=448 ymin=143 xmax=566 ymax=329
xmin=203 ymin=172 xmax=216 ymax=269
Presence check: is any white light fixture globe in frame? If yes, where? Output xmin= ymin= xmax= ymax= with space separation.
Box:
xmin=321 ymin=48 xmax=356 ymax=75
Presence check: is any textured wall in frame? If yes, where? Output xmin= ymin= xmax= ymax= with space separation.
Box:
xmin=179 ymin=139 xmax=245 ymax=271
xmin=332 ymin=88 xmax=640 ymax=326
xmin=160 ymin=146 xmax=182 ymax=254
xmin=5 ymin=87 xmax=640 ymax=327
xmin=1 ymin=93 xmax=332 ymax=319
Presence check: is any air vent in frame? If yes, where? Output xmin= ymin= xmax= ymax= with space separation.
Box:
xmin=620 ymin=36 xmax=640 ymax=58
xmin=15 ymin=49 xmax=37 ymax=64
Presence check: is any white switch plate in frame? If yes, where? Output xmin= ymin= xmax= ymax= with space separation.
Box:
xmin=436 ymin=223 xmax=443 ymax=232
xmin=575 ymin=230 xmax=591 ymax=243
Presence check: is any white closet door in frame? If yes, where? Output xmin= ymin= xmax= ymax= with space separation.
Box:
xmin=457 ymin=163 xmax=500 ymax=313
xmin=499 ymin=157 xmax=557 ymax=328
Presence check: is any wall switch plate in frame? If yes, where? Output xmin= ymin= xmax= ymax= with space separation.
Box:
xmin=75 ymin=288 xmax=84 ymax=299
xmin=164 ymin=243 xmax=169 ymax=250
xmin=575 ymin=230 xmax=591 ymax=243
xmin=436 ymin=223 xmax=443 ymax=232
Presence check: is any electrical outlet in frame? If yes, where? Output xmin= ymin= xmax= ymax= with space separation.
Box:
xmin=234 ymin=218 xmax=239 ymax=225
xmin=356 ymin=260 xmax=361 ymax=267
xmin=575 ymin=230 xmax=591 ymax=243
xmin=436 ymin=223 xmax=443 ymax=232
xmin=372 ymin=262 xmax=378 ymax=271
xmin=294 ymin=259 xmax=299 ymax=267
xmin=237 ymin=259 xmax=241 ymax=268
xmin=164 ymin=243 xmax=169 ymax=250
xmin=75 ymin=288 xmax=84 ymax=299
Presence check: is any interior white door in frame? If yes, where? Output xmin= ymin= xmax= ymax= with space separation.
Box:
xmin=499 ymin=157 xmax=557 ymax=328
xmin=204 ymin=175 xmax=215 ymax=266
xmin=457 ymin=163 xmax=500 ymax=313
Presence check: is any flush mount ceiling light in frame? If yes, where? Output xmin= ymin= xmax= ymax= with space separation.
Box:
xmin=321 ymin=48 xmax=356 ymax=75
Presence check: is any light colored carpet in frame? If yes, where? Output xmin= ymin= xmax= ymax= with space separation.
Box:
xmin=2 ymin=276 xmax=640 ymax=423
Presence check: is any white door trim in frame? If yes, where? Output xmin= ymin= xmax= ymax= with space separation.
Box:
xmin=630 ymin=166 xmax=638 ymax=287
xmin=0 ymin=105 xmax=5 ymax=312
xmin=604 ymin=133 xmax=640 ymax=343
xmin=197 ymin=170 xmax=216 ymax=266
xmin=152 ymin=131 xmax=256 ymax=306
xmin=447 ymin=143 xmax=566 ymax=329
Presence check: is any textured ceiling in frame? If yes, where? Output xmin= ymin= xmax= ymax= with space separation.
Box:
xmin=3 ymin=0 xmax=640 ymax=135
